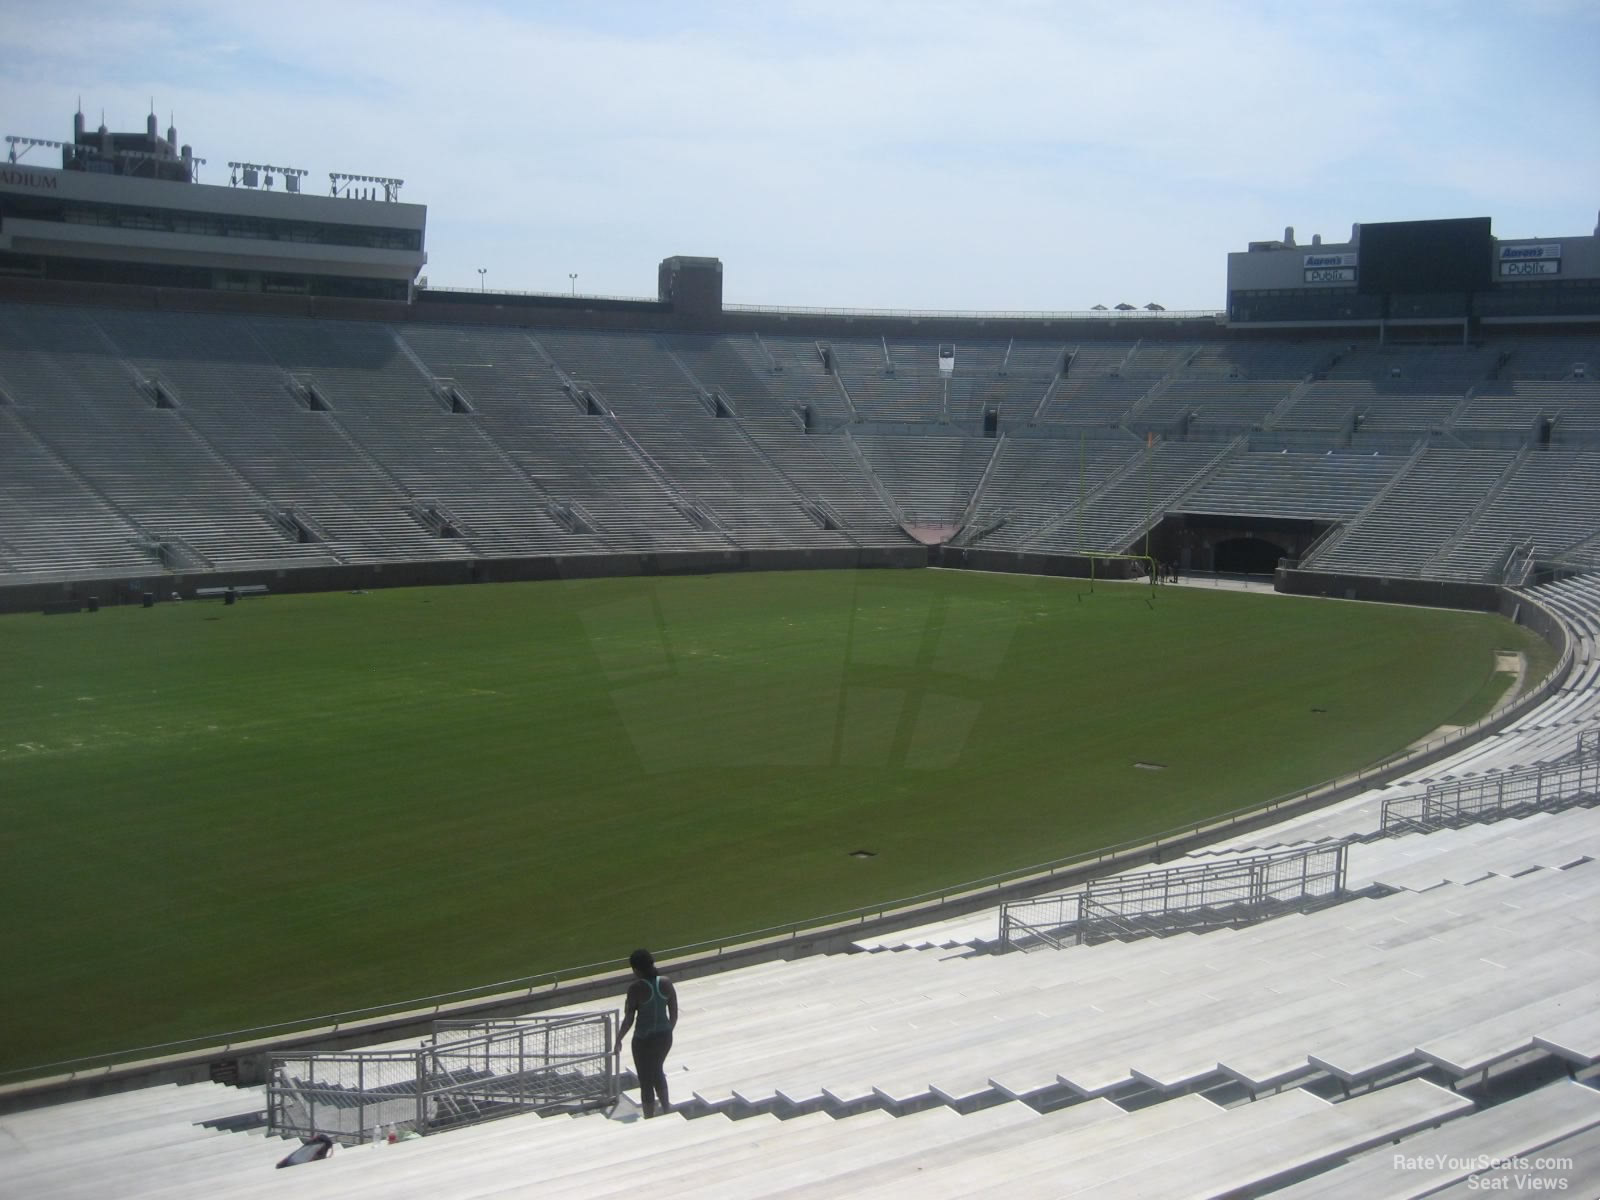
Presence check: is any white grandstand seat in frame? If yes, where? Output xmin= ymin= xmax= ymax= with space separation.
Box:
xmin=1423 ymin=1124 xmax=1600 ymax=1198
xmin=1274 ymin=1079 xmax=1600 ymax=1198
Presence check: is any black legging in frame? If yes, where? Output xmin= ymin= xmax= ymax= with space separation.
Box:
xmin=631 ymin=1032 xmax=673 ymax=1114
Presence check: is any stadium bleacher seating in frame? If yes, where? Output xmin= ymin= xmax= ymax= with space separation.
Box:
xmin=1301 ymin=448 xmax=1521 ymax=578
xmin=1174 ymin=445 xmax=1405 ymax=523
xmin=3 ymin=303 xmax=1598 ymax=583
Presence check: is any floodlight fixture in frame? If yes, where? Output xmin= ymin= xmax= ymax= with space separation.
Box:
xmin=8 ymin=134 xmax=207 ymax=168
xmin=329 ymin=171 xmax=404 ymax=202
xmin=227 ymin=161 xmax=308 ymax=191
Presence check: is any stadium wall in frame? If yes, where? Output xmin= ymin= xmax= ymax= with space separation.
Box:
xmin=10 ymin=272 xmax=1597 ymax=356
xmin=934 ymin=546 xmax=1156 ymax=579
xmin=0 ymin=546 xmax=928 ymax=615
xmin=1274 ymin=567 xmax=1503 ymax=612
xmin=0 ymin=550 xmax=1539 ymax=618
xmin=0 ymin=274 xmax=1229 ymax=341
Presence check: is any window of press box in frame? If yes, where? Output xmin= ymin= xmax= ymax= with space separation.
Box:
xmin=6 ymin=195 xmax=420 ymax=251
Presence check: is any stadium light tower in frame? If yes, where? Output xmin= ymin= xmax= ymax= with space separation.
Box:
xmin=569 ymin=273 xmax=578 ymax=296
xmin=477 ymin=267 xmax=486 ymax=292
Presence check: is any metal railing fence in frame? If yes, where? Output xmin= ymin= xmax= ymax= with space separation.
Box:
xmin=1380 ymin=744 xmax=1600 ymax=835
xmin=267 ymin=1046 xmax=425 ymax=1146
xmin=268 ymin=1012 xmax=616 ymax=1145
xmin=425 ymin=1014 xmax=616 ymax=1131
xmin=999 ymin=841 xmax=1350 ymax=951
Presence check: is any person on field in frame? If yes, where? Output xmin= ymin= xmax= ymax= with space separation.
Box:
xmin=615 ymin=948 xmax=679 ymax=1118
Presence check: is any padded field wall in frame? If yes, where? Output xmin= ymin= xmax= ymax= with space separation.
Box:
xmin=933 ymin=546 xmax=1149 ymax=580
xmin=1274 ymin=567 xmax=1504 ymax=612
xmin=0 ymin=546 xmax=926 ymax=615
xmin=6 ymin=551 xmax=1549 ymax=617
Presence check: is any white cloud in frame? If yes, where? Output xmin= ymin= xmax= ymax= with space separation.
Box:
xmin=3 ymin=0 xmax=1596 ymax=309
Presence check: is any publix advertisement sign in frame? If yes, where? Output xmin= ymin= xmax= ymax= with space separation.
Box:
xmin=1498 ymin=243 xmax=1562 ymax=278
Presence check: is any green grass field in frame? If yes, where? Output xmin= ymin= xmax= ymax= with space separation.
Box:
xmin=0 ymin=569 xmax=1551 ymax=1076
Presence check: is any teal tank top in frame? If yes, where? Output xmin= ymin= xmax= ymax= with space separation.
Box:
xmin=636 ymin=977 xmax=671 ymax=1038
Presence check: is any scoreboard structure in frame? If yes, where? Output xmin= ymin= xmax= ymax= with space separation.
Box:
xmin=1355 ymin=217 xmax=1493 ymax=296
xmin=1226 ymin=213 xmax=1600 ymax=332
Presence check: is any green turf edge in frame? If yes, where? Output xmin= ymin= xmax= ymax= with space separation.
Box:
xmin=1447 ymin=671 xmax=1518 ymax=727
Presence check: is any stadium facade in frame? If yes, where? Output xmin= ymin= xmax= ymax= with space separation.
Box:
xmin=1 ymin=110 xmax=424 ymax=301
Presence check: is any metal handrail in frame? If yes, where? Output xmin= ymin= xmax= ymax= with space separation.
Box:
xmin=997 ymin=913 xmax=1077 ymax=953
xmin=1381 ymin=741 xmax=1600 ymax=834
xmin=1001 ymin=840 xmax=1349 ymax=949
xmin=268 ymin=1013 xmax=616 ymax=1144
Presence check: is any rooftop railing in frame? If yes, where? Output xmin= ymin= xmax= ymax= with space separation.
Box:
xmin=723 ymin=302 xmax=1224 ymax=321
xmin=414 ymin=286 xmax=1222 ymax=322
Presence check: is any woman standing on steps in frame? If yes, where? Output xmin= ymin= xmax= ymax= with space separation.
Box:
xmin=615 ymin=948 xmax=679 ymax=1118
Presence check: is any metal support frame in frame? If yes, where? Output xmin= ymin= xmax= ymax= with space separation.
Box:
xmin=999 ymin=841 xmax=1349 ymax=951
xmin=1380 ymin=741 xmax=1600 ymax=835
xmin=267 ymin=1012 xmax=616 ymax=1145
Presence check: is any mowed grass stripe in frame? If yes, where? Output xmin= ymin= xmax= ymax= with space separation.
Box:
xmin=0 ymin=570 xmax=1549 ymax=1074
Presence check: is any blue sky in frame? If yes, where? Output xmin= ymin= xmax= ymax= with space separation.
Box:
xmin=3 ymin=0 xmax=1597 ymax=310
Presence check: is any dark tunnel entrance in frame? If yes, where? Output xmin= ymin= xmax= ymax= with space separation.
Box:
xmin=1214 ymin=536 xmax=1288 ymax=575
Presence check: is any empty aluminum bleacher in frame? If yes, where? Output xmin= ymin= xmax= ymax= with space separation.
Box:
xmin=960 ymin=433 xmax=1144 ymax=548
xmin=1035 ymin=373 xmax=1152 ymax=425
xmin=93 ymin=310 xmax=471 ymax=565
xmin=728 ymin=335 xmax=858 ymax=428
xmin=537 ymin=329 xmax=853 ymax=549
xmin=247 ymin=316 xmax=582 ymax=560
xmin=660 ymin=333 xmax=796 ymax=420
xmin=1132 ymin=378 xmax=1298 ymax=434
xmin=1498 ymin=336 xmax=1600 ymax=381
xmin=739 ymin=420 xmax=907 ymax=544
xmin=852 ymin=434 xmax=995 ymax=526
xmin=1324 ymin=344 xmax=1501 ymax=390
xmin=1174 ymin=447 xmax=1405 ymax=522
xmin=0 ymin=306 xmax=332 ymax=572
xmin=1 ymin=300 xmax=1597 ymax=588
xmin=1431 ymin=451 xmax=1600 ymax=581
xmin=1304 ymin=448 xmax=1520 ymax=578
xmin=0 ymin=1064 xmax=1476 ymax=1199
xmin=0 ymin=405 xmax=159 ymax=580
xmin=398 ymin=324 xmax=727 ymax=552
xmin=1025 ymin=439 xmax=1235 ymax=554
xmin=1276 ymin=380 xmax=1464 ymax=434
xmin=1181 ymin=342 xmax=1331 ymax=379
xmin=824 ymin=338 xmax=942 ymax=422
xmin=1454 ymin=380 xmax=1600 ymax=435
